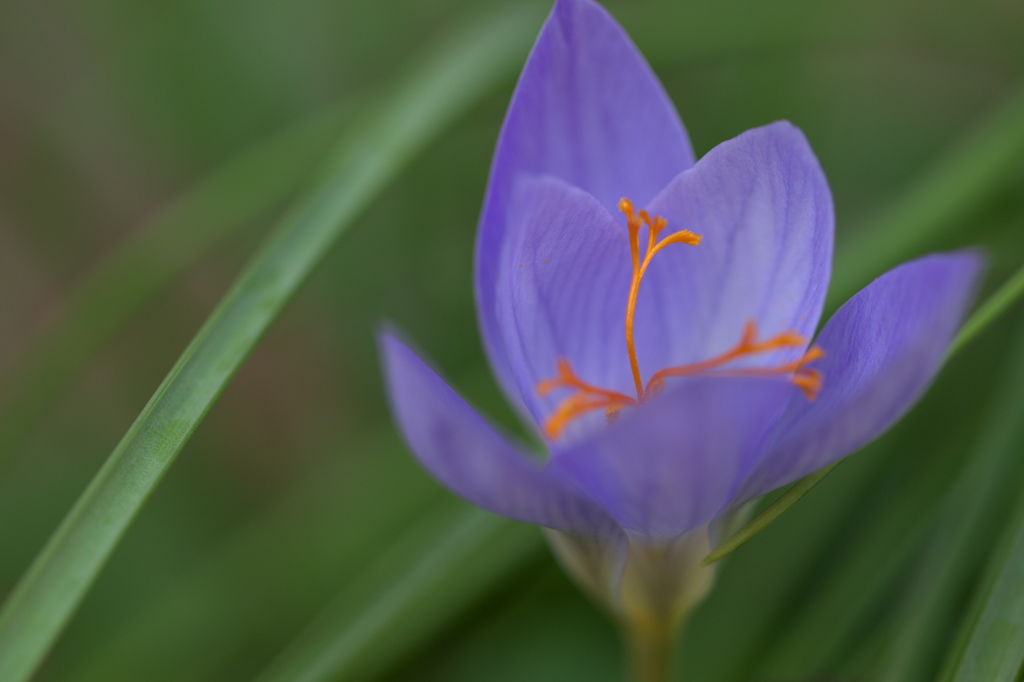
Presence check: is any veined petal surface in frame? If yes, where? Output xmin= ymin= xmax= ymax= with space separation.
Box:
xmin=477 ymin=0 xmax=694 ymax=405
xmin=547 ymin=376 xmax=794 ymax=539
xmin=498 ymin=175 xmax=634 ymax=431
xmin=380 ymin=331 xmax=621 ymax=539
xmin=636 ymin=122 xmax=833 ymax=374
xmin=733 ymin=251 xmax=983 ymax=504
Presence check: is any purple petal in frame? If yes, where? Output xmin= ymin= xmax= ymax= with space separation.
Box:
xmin=634 ymin=122 xmax=833 ymax=375
xmin=477 ymin=0 xmax=694 ymax=407
xmin=497 ymin=175 xmax=634 ymax=433
xmin=733 ymin=251 xmax=984 ymax=504
xmin=379 ymin=330 xmax=621 ymax=539
xmin=547 ymin=376 xmax=794 ymax=539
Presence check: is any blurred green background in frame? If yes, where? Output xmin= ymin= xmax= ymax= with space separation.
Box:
xmin=1 ymin=0 xmax=1023 ymax=680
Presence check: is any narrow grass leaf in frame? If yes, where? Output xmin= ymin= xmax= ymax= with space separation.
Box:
xmin=61 ymin=432 xmax=440 ymax=682
xmin=875 ymin=321 xmax=1024 ymax=682
xmin=0 ymin=5 xmax=546 ymax=681
xmin=253 ymin=506 xmax=541 ymax=682
xmin=937 ymin=473 xmax=1024 ymax=682
xmin=752 ymin=472 xmax=940 ymax=677
xmin=948 ymin=260 xmax=1024 ymax=357
xmin=680 ymin=434 xmax=899 ymax=681
xmin=702 ymin=463 xmax=840 ymax=566
xmin=754 ymin=333 xmax=1024 ymax=679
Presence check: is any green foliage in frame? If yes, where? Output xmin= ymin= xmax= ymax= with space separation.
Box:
xmin=0 ymin=5 xmax=545 ymax=679
xmin=0 ymin=0 xmax=1022 ymax=681
xmin=938 ymin=478 xmax=1024 ymax=682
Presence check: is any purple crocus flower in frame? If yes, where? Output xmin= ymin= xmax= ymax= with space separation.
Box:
xmin=379 ymin=0 xmax=981 ymax=645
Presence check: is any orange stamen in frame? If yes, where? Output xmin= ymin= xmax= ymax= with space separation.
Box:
xmin=538 ymin=360 xmax=636 ymax=439
xmin=645 ymin=321 xmax=823 ymax=397
xmin=670 ymin=346 xmax=826 ymax=399
xmin=535 ymin=196 xmax=825 ymax=441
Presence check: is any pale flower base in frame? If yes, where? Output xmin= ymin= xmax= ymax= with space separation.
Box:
xmin=544 ymin=525 xmax=717 ymax=682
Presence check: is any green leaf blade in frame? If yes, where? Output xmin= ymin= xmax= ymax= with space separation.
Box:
xmin=702 ymin=463 xmax=841 ymax=567
xmin=253 ymin=506 xmax=541 ymax=682
xmin=939 ymin=489 xmax=1024 ymax=682
xmin=0 ymin=5 xmax=546 ymax=680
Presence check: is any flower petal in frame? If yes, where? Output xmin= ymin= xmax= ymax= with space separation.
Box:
xmin=547 ymin=376 xmax=794 ymax=539
xmin=635 ymin=122 xmax=833 ymax=373
xmin=733 ymin=251 xmax=984 ymax=504
xmin=477 ymin=0 xmax=694 ymax=406
xmin=379 ymin=330 xmax=621 ymax=539
xmin=497 ymin=175 xmax=634 ymax=431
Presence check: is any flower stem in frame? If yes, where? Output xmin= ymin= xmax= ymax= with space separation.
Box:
xmin=624 ymin=618 xmax=679 ymax=682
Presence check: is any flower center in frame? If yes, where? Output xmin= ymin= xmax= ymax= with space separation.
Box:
xmin=536 ymin=197 xmax=824 ymax=440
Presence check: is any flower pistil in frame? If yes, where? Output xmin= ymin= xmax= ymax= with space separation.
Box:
xmin=537 ymin=198 xmax=825 ymax=440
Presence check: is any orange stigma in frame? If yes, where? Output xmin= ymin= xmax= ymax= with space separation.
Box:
xmin=537 ymin=359 xmax=636 ymax=439
xmin=644 ymin=321 xmax=825 ymax=401
xmin=619 ymin=197 xmax=703 ymax=399
xmin=536 ymin=197 xmax=824 ymax=440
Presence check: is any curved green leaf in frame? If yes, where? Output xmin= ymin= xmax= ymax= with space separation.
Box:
xmin=875 ymin=321 xmax=1024 ymax=681
xmin=702 ymin=463 xmax=840 ymax=567
xmin=937 ymin=471 xmax=1024 ymax=681
xmin=0 ymin=5 xmax=546 ymax=680
xmin=64 ymin=432 xmax=441 ymax=682
xmin=253 ymin=506 xmax=541 ymax=682
xmin=948 ymin=260 xmax=1024 ymax=357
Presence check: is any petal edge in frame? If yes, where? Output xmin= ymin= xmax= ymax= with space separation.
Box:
xmin=733 ymin=251 xmax=984 ymax=504
xmin=476 ymin=0 xmax=694 ymax=408
xmin=379 ymin=329 xmax=620 ymax=539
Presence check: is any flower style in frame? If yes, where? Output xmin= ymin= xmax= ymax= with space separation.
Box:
xmin=379 ymin=0 xmax=981 ymax=645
